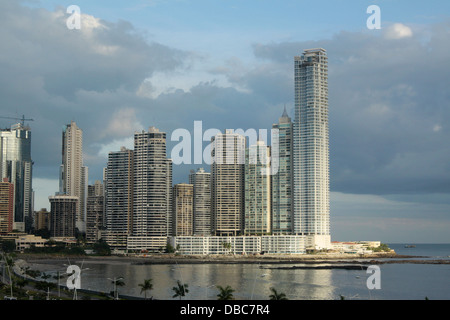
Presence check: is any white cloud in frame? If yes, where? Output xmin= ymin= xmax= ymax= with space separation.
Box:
xmin=102 ymin=108 xmax=144 ymax=139
xmin=384 ymin=23 xmax=413 ymax=39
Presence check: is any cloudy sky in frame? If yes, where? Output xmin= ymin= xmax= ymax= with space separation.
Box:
xmin=1 ymin=0 xmax=449 ymax=243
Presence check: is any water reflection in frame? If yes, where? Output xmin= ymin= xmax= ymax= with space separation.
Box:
xmin=68 ymin=262 xmax=338 ymax=300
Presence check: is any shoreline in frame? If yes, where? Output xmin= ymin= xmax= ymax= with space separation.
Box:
xmin=17 ymin=251 xmax=450 ymax=266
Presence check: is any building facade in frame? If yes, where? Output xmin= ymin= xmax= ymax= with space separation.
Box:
xmin=35 ymin=208 xmax=50 ymax=231
xmin=59 ymin=121 xmax=88 ymax=233
xmin=189 ymin=168 xmax=212 ymax=236
xmin=86 ymin=181 xmax=104 ymax=243
xmin=49 ymin=194 xmax=78 ymax=238
xmin=104 ymin=147 xmax=133 ymax=248
xmin=132 ymin=127 xmax=172 ymax=237
xmin=0 ymin=123 xmax=33 ymax=232
xmin=293 ymin=48 xmax=330 ymax=237
xmin=0 ymin=178 xmax=14 ymax=234
xmin=211 ymin=130 xmax=245 ymax=236
xmin=244 ymin=140 xmax=271 ymax=235
xmin=172 ymin=183 xmax=194 ymax=236
xmin=271 ymin=107 xmax=293 ymax=234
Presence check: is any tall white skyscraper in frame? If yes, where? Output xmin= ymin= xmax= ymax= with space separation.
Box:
xmin=133 ymin=126 xmax=172 ymax=237
xmin=272 ymin=107 xmax=293 ymax=235
xmin=0 ymin=123 xmax=33 ymax=232
xmin=59 ymin=121 xmax=88 ymax=233
xmin=211 ymin=129 xmax=245 ymax=236
xmin=244 ymin=140 xmax=271 ymax=235
xmin=189 ymin=168 xmax=212 ymax=236
xmin=293 ymin=48 xmax=330 ymax=236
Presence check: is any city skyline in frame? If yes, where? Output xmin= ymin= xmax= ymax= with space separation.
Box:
xmin=1 ymin=0 xmax=449 ymax=243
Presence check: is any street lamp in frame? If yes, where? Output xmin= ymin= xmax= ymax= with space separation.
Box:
xmin=108 ymin=277 xmax=124 ymax=300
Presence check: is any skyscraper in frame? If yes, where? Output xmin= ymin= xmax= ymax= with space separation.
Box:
xmin=0 ymin=123 xmax=33 ymax=232
xmin=59 ymin=121 xmax=88 ymax=233
xmin=0 ymin=178 xmax=14 ymax=234
xmin=189 ymin=168 xmax=212 ymax=236
xmin=211 ymin=130 xmax=245 ymax=236
xmin=172 ymin=183 xmax=193 ymax=236
xmin=104 ymin=147 xmax=133 ymax=248
xmin=293 ymin=48 xmax=330 ymax=237
xmin=244 ymin=140 xmax=271 ymax=235
xmin=133 ymin=126 xmax=172 ymax=237
xmin=86 ymin=180 xmax=104 ymax=243
xmin=271 ymin=107 xmax=293 ymax=234
xmin=49 ymin=194 xmax=78 ymax=238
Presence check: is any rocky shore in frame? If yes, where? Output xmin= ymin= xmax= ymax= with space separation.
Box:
xmin=17 ymin=251 xmax=450 ymax=266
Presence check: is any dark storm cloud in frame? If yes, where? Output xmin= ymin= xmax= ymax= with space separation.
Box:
xmin=2 ymin=1 xmax=449 ymax=206
xmin=250 ymin=22 xmax=450 ymax=196
xmin=0 ymin=1 xmax=190 ymax=180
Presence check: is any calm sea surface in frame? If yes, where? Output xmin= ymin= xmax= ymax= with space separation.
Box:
xmin=27 ymin=243 xmax=450 ymax=300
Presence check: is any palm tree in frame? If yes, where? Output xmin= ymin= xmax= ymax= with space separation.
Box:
xmin=110 ymin=277 xmax=125 ymax=300
xmin=139 ymin=278 xmax=154 ymax=299
xmin=217 ymin=285 xmax=234 ymax=300
xmin=269 ymin=287 xmax=288 ymax=300
xmin=172 ymin=280 xmax=189 ymax=300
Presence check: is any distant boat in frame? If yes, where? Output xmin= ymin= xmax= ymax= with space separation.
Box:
xmin=404 ymin=245 xmax=416 ymax=248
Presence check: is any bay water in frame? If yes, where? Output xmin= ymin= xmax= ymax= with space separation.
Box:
xmin=27 ymin=243 xmax=450 ymax=300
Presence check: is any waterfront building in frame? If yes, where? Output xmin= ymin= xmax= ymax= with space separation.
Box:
xmin=211 ymin=130 xmax=245 ymax=236
xmin=132 ymin=126 xmax=172 ymax=237
xmin=86 ymin=181 xmax=104 ymax=243
xmin=104 ymin=147 xmax=133 ymax=248
xmin=0 ymin=123 xmax=33 ymax=232
xmin=0 ymin=178 xmax=14 ymax=234
xmin=172 ymin=183 xmax=194 ymax=236
xmin=49 ymin=194 xmax=78 ymax=238
xmin=59 ymin=121 xmax=88 ymax=233
xmin=293 ymin=48 xmax=330 ymax=241
xmin=169 ymin=235 xmax=311 ymax=255
xmin=244 ymin=140 xmax=271 ymax=235
xmin=271 ymin=107 xmax=293 ymax=234
xmin=189 ymin=168 xmax=212 ymax=236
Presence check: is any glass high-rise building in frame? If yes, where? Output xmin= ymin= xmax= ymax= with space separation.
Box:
xmin=271 ymin=107 xmax=293 ymax=234
xmin=104 ymin=147 xmax=133 ymax=247
xmin=59 ymin=121 xmax=88 ymax=233
xmin=0 ymin=123 xmax=33 ymax=232
xmin=244 ymin=140 xmax=271 ymax=235
xmin=133 ymin=126 xmax=172 ymax=237
xmin=293 ymin=48 xmax=330 ymax=236
xmin=211 ymin=130 xmax=245 ymax=236
xmin=189 ymin=168 xmax=212 ymax=236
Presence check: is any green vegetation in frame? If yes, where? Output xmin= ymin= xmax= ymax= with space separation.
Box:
xmin=269 ymin=287 xmax=288 ymax=300
xmin=216 ymin=285 xmax=235 ymax=300
xmin=0 ymin=240 xmax=16 ymax=253
xmin=172 ymin=280 xmax=189 ymax=300
xmin=369 ymin=243 xmax=391 ymax=252
xmin=138 ymin=278 xmax=154 ymax=299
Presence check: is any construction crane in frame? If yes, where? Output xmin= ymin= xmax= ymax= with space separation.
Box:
xmin=0 ymin=115 xmax=34 ymax=126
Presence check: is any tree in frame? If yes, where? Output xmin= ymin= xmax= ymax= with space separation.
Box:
xmin=139 ymin=278 xmax=154 ymax=299
xmin=172 ymin=280 xmax=189 ymax=300
xmin=1 ymin=240 xmax=16 ymax=253
xmin=221 ymin=242 xmax=232 ymax=254
xmin=110 ymin=277 xmax=125 ymax=299
xmin=93 ymin=239 xmax=111 ymax=256
xmin=269 ymin=287 xmax=288 ymax=300
xmin=216 ymin=285 xmax=234 ymax=300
